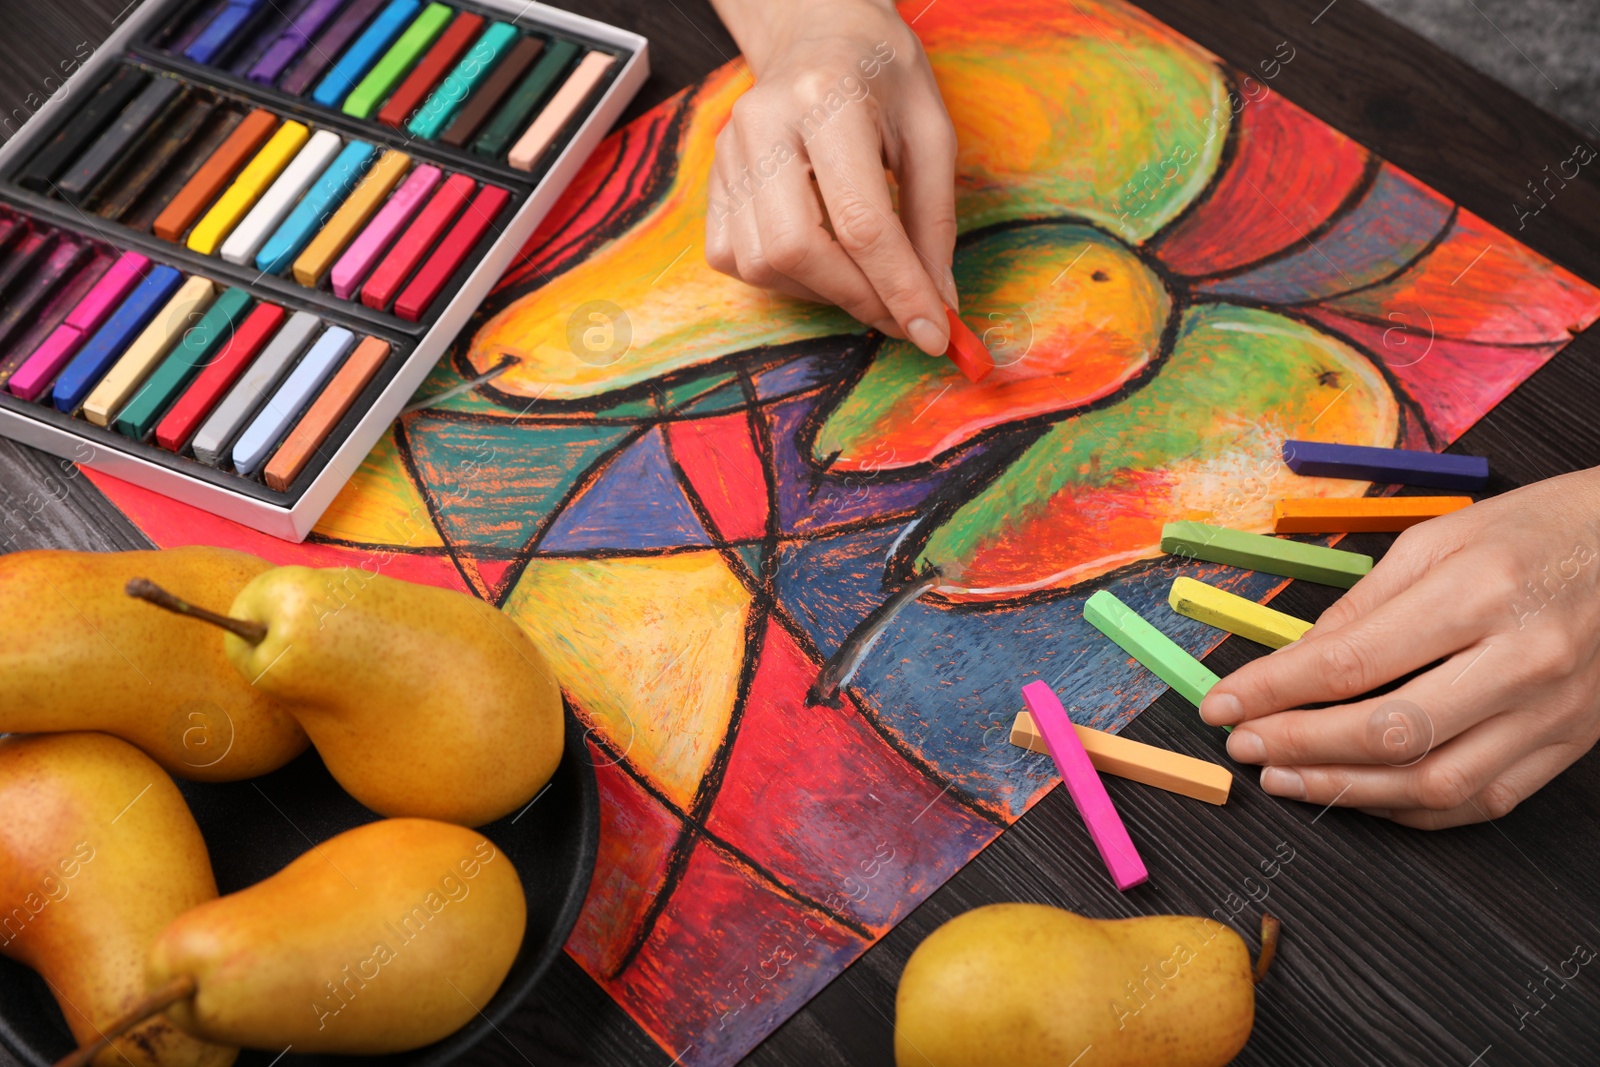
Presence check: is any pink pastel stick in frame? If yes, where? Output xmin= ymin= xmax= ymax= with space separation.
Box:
xmin=8 ymin=250 xmax=150 ymax=401
xmin=1021 ymin=680 xmax=1149 ymax=891
xmin=331 ymin=163 xmax=443 ymax=300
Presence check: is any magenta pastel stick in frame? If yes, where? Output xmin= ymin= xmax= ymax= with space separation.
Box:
xmin=1020 ymin=680 xmax=1149 ymax=891
xmin=7 ymin=250 xmax=150 ymax=401
xmin=330 ymin=163 xmax=441 ymax=300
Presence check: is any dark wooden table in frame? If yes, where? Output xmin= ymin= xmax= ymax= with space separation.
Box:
xmin=4 ymin=1 xmax=1599 ymax=1064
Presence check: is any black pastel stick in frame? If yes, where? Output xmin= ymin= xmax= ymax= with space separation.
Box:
xmin=57 ymin=76 xmax=186 ymax=206
xmin=93 ymin=94 xmax=219 ymax=220
xmin=0 ymin=238 xmax=89 ymax=351
xmin=17 ymin=66 xmax=149 ymax=194
xmin=119 ymin=106 xmax=245 ymax=232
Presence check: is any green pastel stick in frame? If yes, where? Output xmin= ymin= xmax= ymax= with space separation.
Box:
xmin=407 ymin=21 xmax=519 ymax=138
xmin=343 ymin=3 xmax=455 ymax=119
xmin=1160 ymin=520 xmax=1373 ymax=589
xmin=1084 ymin=590 xmax=1223 ymax=714
xmin=113 ymin=287 xmax=254 ymax=440
xmin=472 ymin=37 xmax=579 ymax=157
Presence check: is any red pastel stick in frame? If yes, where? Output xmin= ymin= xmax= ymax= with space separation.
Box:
xmin=394 ymin=183 xmax=510 ymax=321
xmin=361 ymin=173 xmax=477 ymax=312
xmin=376 ymin=11 xmax=485 ymax=129
xmin=1021 ymin=680 xmax=1148 ymax=891
xmin=945 ymin=305 xmax=994 ymax=382
xmin=154 ymin=302 xmax=287 ymax=452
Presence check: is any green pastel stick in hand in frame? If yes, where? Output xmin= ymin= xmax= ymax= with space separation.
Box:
xmin=1160 ymin=520 xmax=1373 ymax=588
xmin=343 ymin=3 xmax=455 ymax=119
xmin=1084 ymin=589 xmax=1223 ymax=716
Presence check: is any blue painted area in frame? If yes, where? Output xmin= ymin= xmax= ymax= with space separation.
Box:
xmin=540 ymin=426 xmax=713 ymax=551
xmin=752 ymin=352 xmax=835 ymax=400
xmin=774 ymin=525 xmax=901 ymax=660
xmin=1200 ymin=163 xmax=1453 ymax=304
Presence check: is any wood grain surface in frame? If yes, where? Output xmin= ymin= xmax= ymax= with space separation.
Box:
xmin=1 ymin=1 xmax=1598 ymax=1064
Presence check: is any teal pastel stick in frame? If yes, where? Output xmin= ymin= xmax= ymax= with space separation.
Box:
xmin=113 ymin=287 xmax=254 ymax=440
xmin=407 ymin=22 xmax=519 ymax=138
xmin=311 ymin=0 xmax=423 ymax=108
xmin=255 ymin=140 xmax=377 ymax=274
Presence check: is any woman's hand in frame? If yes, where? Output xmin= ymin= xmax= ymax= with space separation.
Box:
xmin=1199 ymin=467 xmax=1600 ymax=828
xmin=705 ymin=0 xmax=959 ymax=356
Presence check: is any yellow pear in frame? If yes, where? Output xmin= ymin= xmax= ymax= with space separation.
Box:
xmin=212 ymin=565 xmax=563 ymax=826
xmin=147 ymin=819 xmax=527 ymax=1054
xmin=895 ymin=903 xmax=1272 ymax=1066
xmin=0 ymin=733 xmax=236 ymax=1067
xmin=0 ymin=548 xmax=308 ymax=782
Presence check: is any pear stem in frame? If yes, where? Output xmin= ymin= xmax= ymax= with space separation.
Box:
xmin=1252 ymin=913 xmax=1282 ymax=984
xmin=125 ymin=578 xmax=266 ymax=645
xmin=52 ymin=974 xmax=197 ymax=1067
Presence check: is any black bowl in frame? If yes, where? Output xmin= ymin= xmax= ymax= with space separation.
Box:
xmin=0 ymin=710 xmax=598 ymax=1067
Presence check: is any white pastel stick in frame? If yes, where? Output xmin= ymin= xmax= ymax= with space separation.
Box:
xmin=192 ymin=310 xmax=322 ymax=466
xmin=230 ymin=325 xmax=355 ymax=476
xmin=219 ymin=130 xmax=342 ymax=266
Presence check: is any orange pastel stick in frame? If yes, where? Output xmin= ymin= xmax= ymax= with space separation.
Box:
xmin=263 ymin=337 xmax=391 ymax=492
xmin=1272 ymin=496 xmax=1473 ymax=533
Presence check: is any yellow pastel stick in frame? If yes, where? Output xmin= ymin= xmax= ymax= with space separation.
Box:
xmin=1009 ymin=712 xmax=1231 ymax=805
xmin=186 ymin=121 xmax=310 ymax=256
xmin=1168 ymin=576 xmax=1312 ymax=650
xmin=82 ymin=275 xmax=217 ymax=426
xmin=291 ymin=149 xmax=411 ymax=287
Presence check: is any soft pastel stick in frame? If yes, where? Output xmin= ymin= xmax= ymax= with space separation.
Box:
xmin=342 ymin=2 xmax=453 ymax=119
xmin=155 ymin=108 xmax=278 ymax=243
xmin=360 ymin=172 xmax=473 ymax=310
xmin=192 ymin=310 xmax=321 ymax=466
xmin=0 ymin=232 xmax=54 ymax=303
xmin=18 ymin=67 xmax=148 ymax=194
xmin=167 ymin=0 xmax=228 ymax=53
xmin=264 ymin=335 xmax=390 ymax=491
xmin=1168 ymin=577 xmax=1312 ymax=651
xmin=184 ymin=0 xmax=263 ymax=64
xmin=1282 ymin=439 xmax=1489 ymax=491
xmin=507 ymin=50 xmax=615 ymax=171
xmin=440 ymin=34 xmax=543 ymax=148
xmin=114 ymin=287 xmax=254 ymax=439
xmin=376 ymin=11 xmax=484 ymax=128
xmin=82 ymin=275 xmax=216 ymax=427
xmin=944 ymin=305 xmax=994 ymax=383
xmin=254 ymin=139 xmax=376 ymax=273
xmin=394 ymin=182 xmax=508 ymax=320
xmin=248 ymin=0 xmax=344 ymax=83
xmin=52 ymin=265 xmax=182 ymax=412
xmin=57 ymin=77 xmax=185 ymax=206
xmin=279 ymin=0 xmax=387 ymax=95
xmin=472 ymin=38 xmax=577 ymax=158
xmin=1084 ymin=589 xmax=1222 ymax=711
xmin=0 ymin=239 xmax=90 ymax=353
xmin=0 ymin=249 xmax=115 ymax=390
xmin=232 ymin=326 xmax=356 ymax=475
xmin=294 ymin=149 xmax=410 ymax=287
xmin=156 ymin=302 xmax=286 ymax=452
xmin=93 ymin=96 xmax=219 ymax=222
xmin=311 ymin=0 xmax=424 ymax=108
xmin=1160 ymin=520 xmax=1373 ymax=589
xmin=330 ymin=163 xmax=439 ymax=299
xmin=187 ymin=120 xmax=309 ymax=254
xmin=221 ymin=129 xmax=343 ymax=266
xmin=223 ymin=0 xmax=311 ymax=74
xmin=1272 ymin=495 xmax=1473 ymax=533
xmin=1009 ymin=711 xmax=1232 ymax=806
xmin=1021 ymin=681 xmax=1148 ymax=891
xmin=408 ymin=22 xmax=520 ymax=138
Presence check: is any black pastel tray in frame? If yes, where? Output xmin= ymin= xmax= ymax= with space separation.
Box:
xmin=0 ymin=710 xmax=599 ymax=1067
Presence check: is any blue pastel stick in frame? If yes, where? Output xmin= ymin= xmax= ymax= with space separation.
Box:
xmin=52 ymin=266 xmax=183 ymax=413
xmin=231 ymin=325 xmax=355 ymax=475
xmin=310 ymin=0 xmax=423 ymax=107
xmin=1282 ymin=439 xmax=1489 ymax=491
xmin=255 ymin=140 xmax=377 ymax=274
xmin=184 ymin=0 xmax=264 ymax=64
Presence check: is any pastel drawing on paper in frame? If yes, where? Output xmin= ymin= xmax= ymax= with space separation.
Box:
xmin=83 ymin=0 xmax=1600 ymax=1063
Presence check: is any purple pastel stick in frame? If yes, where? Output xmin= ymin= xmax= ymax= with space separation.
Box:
xmin=248 ymin=0 xmax=347 ymax=84
xmin=331 ymin=162 xmax=440 ymax=299
xmin=278 ymin=0 xmax=388 ymax=96
xmin=1282 ymin=439 xmax=1489 ymax=491
xmin=227 ymin=0 xmax=315 ymax=75
xmin=7 ymin=251 xmax=149 ymax=402
xmin=167 ymin=0 xmax=228 ymax=53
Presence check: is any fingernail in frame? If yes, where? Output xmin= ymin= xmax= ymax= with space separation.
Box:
xmin=1200 ymin=691 xmax=1243 ymax=726
xmin=1260 ymin=767 xmax=1305 ymax=800
xmin=906 ymin=316 xmax=948 ymax=357
xmin=939 ymin=267 xmax=959 ymax=309
xmin=1228 ymin=730 xmax=1266 ymax=763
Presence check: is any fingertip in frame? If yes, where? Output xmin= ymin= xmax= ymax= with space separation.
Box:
xmin=1200 ymin=690 xmax=1244 ymax=727
xmin=906 ymin=315 xmax=948 ymax=357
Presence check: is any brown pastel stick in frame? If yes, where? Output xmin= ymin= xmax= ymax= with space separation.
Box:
xmin=263 ymin=336 xmax=390 ymax=492
xmin=439 ymin=35 xmax=544 ymax=148
xmin=152 ymin=108 xmax=277 ymax=242
xmin=1010 ymin=711 xmax=1232 ymax=805
xmin=93 ymin=95 xmax=220 ymax=221
xmin=119 ymin=107 xmax=245 ymax=232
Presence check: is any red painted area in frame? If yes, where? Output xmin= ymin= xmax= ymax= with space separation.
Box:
xmin=666 ymin=413 xmax=768 ymax=541
xmin=1153 ymin=89 xmax=1369 ymax=278
xmin=706 ymin=618 xmax=999 ymax=930
xmin=567 ymin=736 xmax=687 ymax=980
